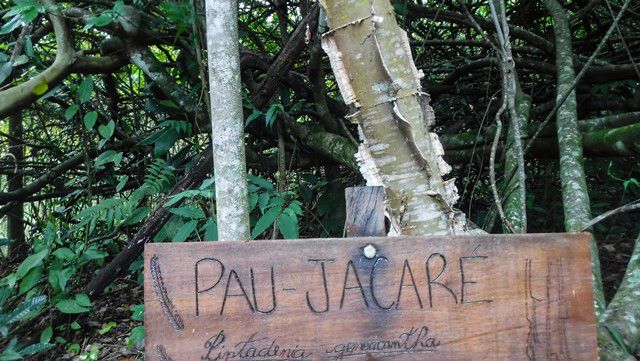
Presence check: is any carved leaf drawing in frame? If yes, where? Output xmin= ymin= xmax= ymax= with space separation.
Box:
xmin=150 ymin=254 xmax=184 ymax=331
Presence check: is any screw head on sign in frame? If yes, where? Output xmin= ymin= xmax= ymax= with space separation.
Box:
xmin=363 ymin=244 xmax=377 ymax=259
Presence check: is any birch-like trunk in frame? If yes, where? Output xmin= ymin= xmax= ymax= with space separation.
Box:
xmin=320 ymin=0 xmax=467 ymax=235
xmin=205 ymin=0 xmax=250 ymax=241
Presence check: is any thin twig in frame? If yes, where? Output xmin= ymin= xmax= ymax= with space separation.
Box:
xmin=579 ymin=200 xmax=640 ymax=232
xmin=604 ymin=0 xmax=640 ymax=81
xmin=524 ymin=0 xmax=632 ymax=154
xmin=489 ymin=101 xmax=516 ymax=234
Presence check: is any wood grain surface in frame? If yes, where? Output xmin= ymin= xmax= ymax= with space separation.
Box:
xmin=144 ymin=233 xmax=597 ymax=360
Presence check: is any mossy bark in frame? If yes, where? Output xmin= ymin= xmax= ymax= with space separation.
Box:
xmin=0 ymin=0 xmax=75 ymax=117
xmin=502 ymin=84 xmax=531 ymax=233
xmin=545 ymin=0 xmax=606 ymax=318
xmin=582 ymin=122 xmax=640 ymax=156
xmin=603 ymin=234 xmax=640 ymax=356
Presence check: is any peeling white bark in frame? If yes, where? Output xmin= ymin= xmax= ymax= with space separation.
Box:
xmin=321 ymin=0 xmax=467 ymax=235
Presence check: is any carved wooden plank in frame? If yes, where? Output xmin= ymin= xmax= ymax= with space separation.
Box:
xmin=144 ymin=233 xmax=597 ymax=360
xmin=344 ymin=186 xmax=385 ymax=237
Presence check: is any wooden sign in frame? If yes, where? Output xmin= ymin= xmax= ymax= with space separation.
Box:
xmin=144 ymin=233 xmax=597 ymax=360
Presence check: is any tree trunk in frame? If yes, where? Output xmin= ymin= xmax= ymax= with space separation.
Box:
xmin=602 ymin=233 xmax=640 ymax=357
xmin=205 ymin=0 xmax=250 ymax=241
xmin=502 ymin=86 xmax=531 ymax=233
xmin=545 ymin=0 xmax=606 ymax=317
xmin=320 ymin=0 xmax=467 ymax=235
xmin=488 ymin=0 xmax=529 ymax=233
xmin=544 ymin=0 xmax=635 ymax=358
xmin=7 ymin=111 xmax=25 ymax=258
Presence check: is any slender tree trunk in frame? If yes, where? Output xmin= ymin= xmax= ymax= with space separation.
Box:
xmin=544 ymin=1 xmax=634 ymax=359
xmin=321 ymin=0 xmax=467 ymax=235
xmin=545 ymin=0 xmax=605 ymax=316
xmin=488 ymin=0 xmax=529 ymax=233
xmin=7 ymin=111 xmax=25 ymax=258
xmin=503 ymin=85 xmax=531 ymax=233
xmin=274 ymin=0 xmax=289 ymax=239
xmin=602 ymin=233 xmax=640 ymax=357
xmin=205 ymin=0 xmax=250 ymax=241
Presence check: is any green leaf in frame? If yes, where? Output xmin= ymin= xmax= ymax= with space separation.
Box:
xmin=18 ymin=266 xmax=42 ymax=295
xmin=164 ymin=190 xmax=199 ymax=207
xmin=116 ymin=176 xmax=129 ymax=192
xmin=245 ymin=109 xmax=262 ymax=126
xmin=16 ymin=250 xmax=48 ymax=279
xmin=48 ymin=267 xmax=75 ymax=293
xmin=98 ymin=321 xmax=116 ymax=335
xmin=19 ymin=342 xmax=54 ymax=356
xmin=248 ymin=174 xmax=275 ymax=191
xmin=249 ymin=192 xmax=258 ymax=210
xmin=623 ymin=177 xmax=639 ymax=190
xmin=130 ymin=304 xmax=144 ymax=321
xmin=203 ymin=219 xmax=218 ymax=241
xmin=158 ymin=100 xmax=178 ymax=108
xmin=169 ymin=206 xmax=205 ymax=219
xmin=40 ymin=326 xmax=53 ymax=344
xmin=173 ymin=220 xmax=198 ymax=242
xmin=55 ymin=299 xmax=90 ymax=314
xmin=94 ymin=150 xmax=123 ymax=168
xmin=98 ymin=120 xmax=115 ymax=140
xmin=24 ymin=37 xmax=33 ymax=58
xmin=124 ymin=207 xmax=150 ymax=225
xmin=8 ymin=295 xmax=46 ymax=324
xmin=0 ymin=62 xmax=13 ymax=85
xmin=33 ymin=79 xmax=48 ymax=95
xmin=67 ymin=343 xmax=80 ymax=354
xmin=0 ymin=15 xmax=21 ymax=35
xmin=153 ymin=128 xmax=179 ymax=155
xmin=199 ymin=177 xmax=215 ymax=191
xmin=84 ymin=14 xmax=113 ymax=30
xmin=52 ymin=248 xmax=75 ymax=261
xmin=127 ymin=325 xmax=144 ymax=349
xmin=12 ymin=54 xmax=28 ymax=67
xmin=258 ymin=193 xmax=270 ymax=212
xmin=75 ymin=293 xmax=91 ymax=307
xmin=64 ymin=104 xmax=79 ymax=120
xmin=0 ymin=287 xmax=12 ymax=308
xmin=0 ymin=349 xmax=23 ymax=361
xmin=287 ymin=201 xmax=303 ymax=216
xmin=77 ymin=246 xmax=106 ymax=266
xmin=251 ymin=206 xmax=281 ymax=239
xmin=265 ymin=103 xmax=283 ymax=127
xmin=83 ymin=111 xmax=98 ymax=130
xmin=77 ymin=77 xmax=94 ymax=103
xmin=278 ymin=212 xmax=298 ymax=239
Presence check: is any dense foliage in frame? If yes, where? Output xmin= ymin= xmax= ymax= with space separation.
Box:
xmin=0 ymin=0 xmax=638 ymax=358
